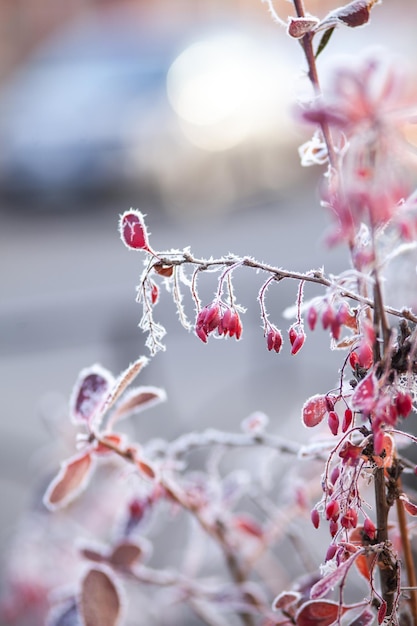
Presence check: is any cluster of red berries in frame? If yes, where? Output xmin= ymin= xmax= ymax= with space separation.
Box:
xmin=307 ymin=300 xmax=354 ymax=341
xmin=195 ymin=303 xmax=242 ymax=343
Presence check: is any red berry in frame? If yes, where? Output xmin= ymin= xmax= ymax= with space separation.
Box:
xmin=342 ymin=408 xmax=353 ymax=432
xmin=326 ymin=499 xmax=340 ymax=521
xmin=307 ymin=306 xmax=318 ymax=331
xmin=396 ymin=392 xmax=413 ymax=417
xmin=321 ymin=304 xmax=334 ymax=330
xmin=329 ymin=519 xmax=339 ymax=537
xmin=290 ymin=328 xmax=305 ymax=355
xmin=325 ymin=543 xmax=337 ymax=561
xmin=311 ymin=508 xmax=320 ymax=529
xmin=328 ymin=411 xmax=339 ymax=436
xmin=363 ymin=516 xmax=376 ymax=540
xmin=340 ymin=508 xmax=358 ymax=529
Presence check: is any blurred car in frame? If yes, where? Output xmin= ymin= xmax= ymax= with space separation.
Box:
xmin=0 ymin=10 xmax=299 ymax=209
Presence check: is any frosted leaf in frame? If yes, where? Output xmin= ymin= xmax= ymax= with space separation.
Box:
xmin=109 ymin=386 xmax=166 ymax=426
xmin=295 ymin=600 xmax=340 ymax=626
xmin=70 ymin=365 xmax=115 ymax=427
xmin=43 ymin=451 xmax=94 ymax=511
xmin=95 ymin=357 xmax=148 ymax=427
xmin=80 ymin=568 xmax=122 ymax=626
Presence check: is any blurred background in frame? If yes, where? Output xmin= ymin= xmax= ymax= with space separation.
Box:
xmin=1 ymin=0 xmax=417 ymax=623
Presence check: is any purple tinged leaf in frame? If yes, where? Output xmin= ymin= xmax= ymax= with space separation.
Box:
xmin=317 ymin=0 xmax=378 ymax=31
xmin=272 ymin=590 xmax=301 ymax=611
xmin=295 ymin=600 xmax=340 ymax=626
xmin=43 ymin=451 xmax=94 ymax=511
xmin=109 ymin=386 xmax=166 ymax=426
xmin=80 ymin=568 xmax=121 ymax=626
xmin=310 ymin=551 xmax=361 ymax=599
xmin=70 ymin=365 xmax=115 ymax=427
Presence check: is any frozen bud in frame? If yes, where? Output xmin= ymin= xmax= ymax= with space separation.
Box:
xmin=267 ymin=327 xmax=283 ymax=353
xmin=325 ymin=543 xmax=337 ymax=562
xmin=340 ymin=508 xmax=358 ymax=529
xmin=349 ymin=351 xmax=359 ymax=369
xmin=307 ymin=306 xmax=318 ymax=331
xmin=195 ymin=324 xmax=208 ymax=343
xmin=234 ymin=312 xmax=243 ymax=340
xmin=357 ymin=342 xmax=373 ymax=369
xmin=396 ymin=392 xmax=413 ymax=417
xmin=289 ymin=326 xmax=297 ymax=345
xmin=330 ymin=319 xmax=341 ymax=341
xmin=330 ymin=466 xmax=340 ymax=485
xmin=342 ymin=408 xmax=353 ymax=432
xmin=326 ymin=499 xmax=340 ymax=521
xmin=311 ymin=508 xmax=320 ymax=529
xmin=328 ymin=411 xmax=339 ymax=436
xmin=321 ymin=304 xmax=334 ymax=330
xmin=329 ymin=519 xmax=339 ymax=537
xmin=204 ymin=304 xmax=221 ymax=332
xmin=336 ymin=301 xmax=351 ymax=326
xmin=363 ymin=516 xmax=376 ymax=540
xmin=289 ymin=326 xmax=305 ymax=355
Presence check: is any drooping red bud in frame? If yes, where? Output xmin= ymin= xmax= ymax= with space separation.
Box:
xmin=267 ymin=327 xmax=283 ymax=353
xmin=340 ymin=508 xmax=358 ymax=529
xmin=329 ymin=519 xmax=339 ymax=537
xmin=396 ymin=392 xmax=413 ymax=417
xmin=307 ymin=306 xmax=318 ymax=331
xmin=327 ymin=411 xmax=339 ymax=436
xmin=342 ymin=408 xmax=353 ymax=432
xmin=363 ymin=516 xmax=376 ymax=540
xmin=326 ymin=499 xmax=340 ymax=521
xmin=321 ymin=304 xmax=335 ymax=330
xmin=325 ymin=543 xmax=337 ymax=562
xmin=290 ymin=327 xmax=305 ymax=355
xmin=311 ymin=508 xmax=320 ymax=529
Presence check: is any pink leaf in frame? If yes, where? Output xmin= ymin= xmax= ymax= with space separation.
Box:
xmin=80 ymin=568 xmax=121 ymax=626
xmin=295 ymin=600 xmax=340 ymax=626
xmin=351 ymin=372 xmax=378 ymax=413
xmin=310 ymin=551 xmax=361 ymax=599
xmin=96 ymin=357 xmax=149 ymax=427
xmin=70 ymin=365 xmax=115 ymax=426
xmin=109 ymin=386 xmax=166 ymax=426
xmin=302 ymin=394 xmax=328 ymax=427
xmin=43 ymin=451 xmax=94 ymax=510
xmin=272 ymin=590 xmax=301 ymax=611
xmin=119 ymin=209 xmax=151 ymax=251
